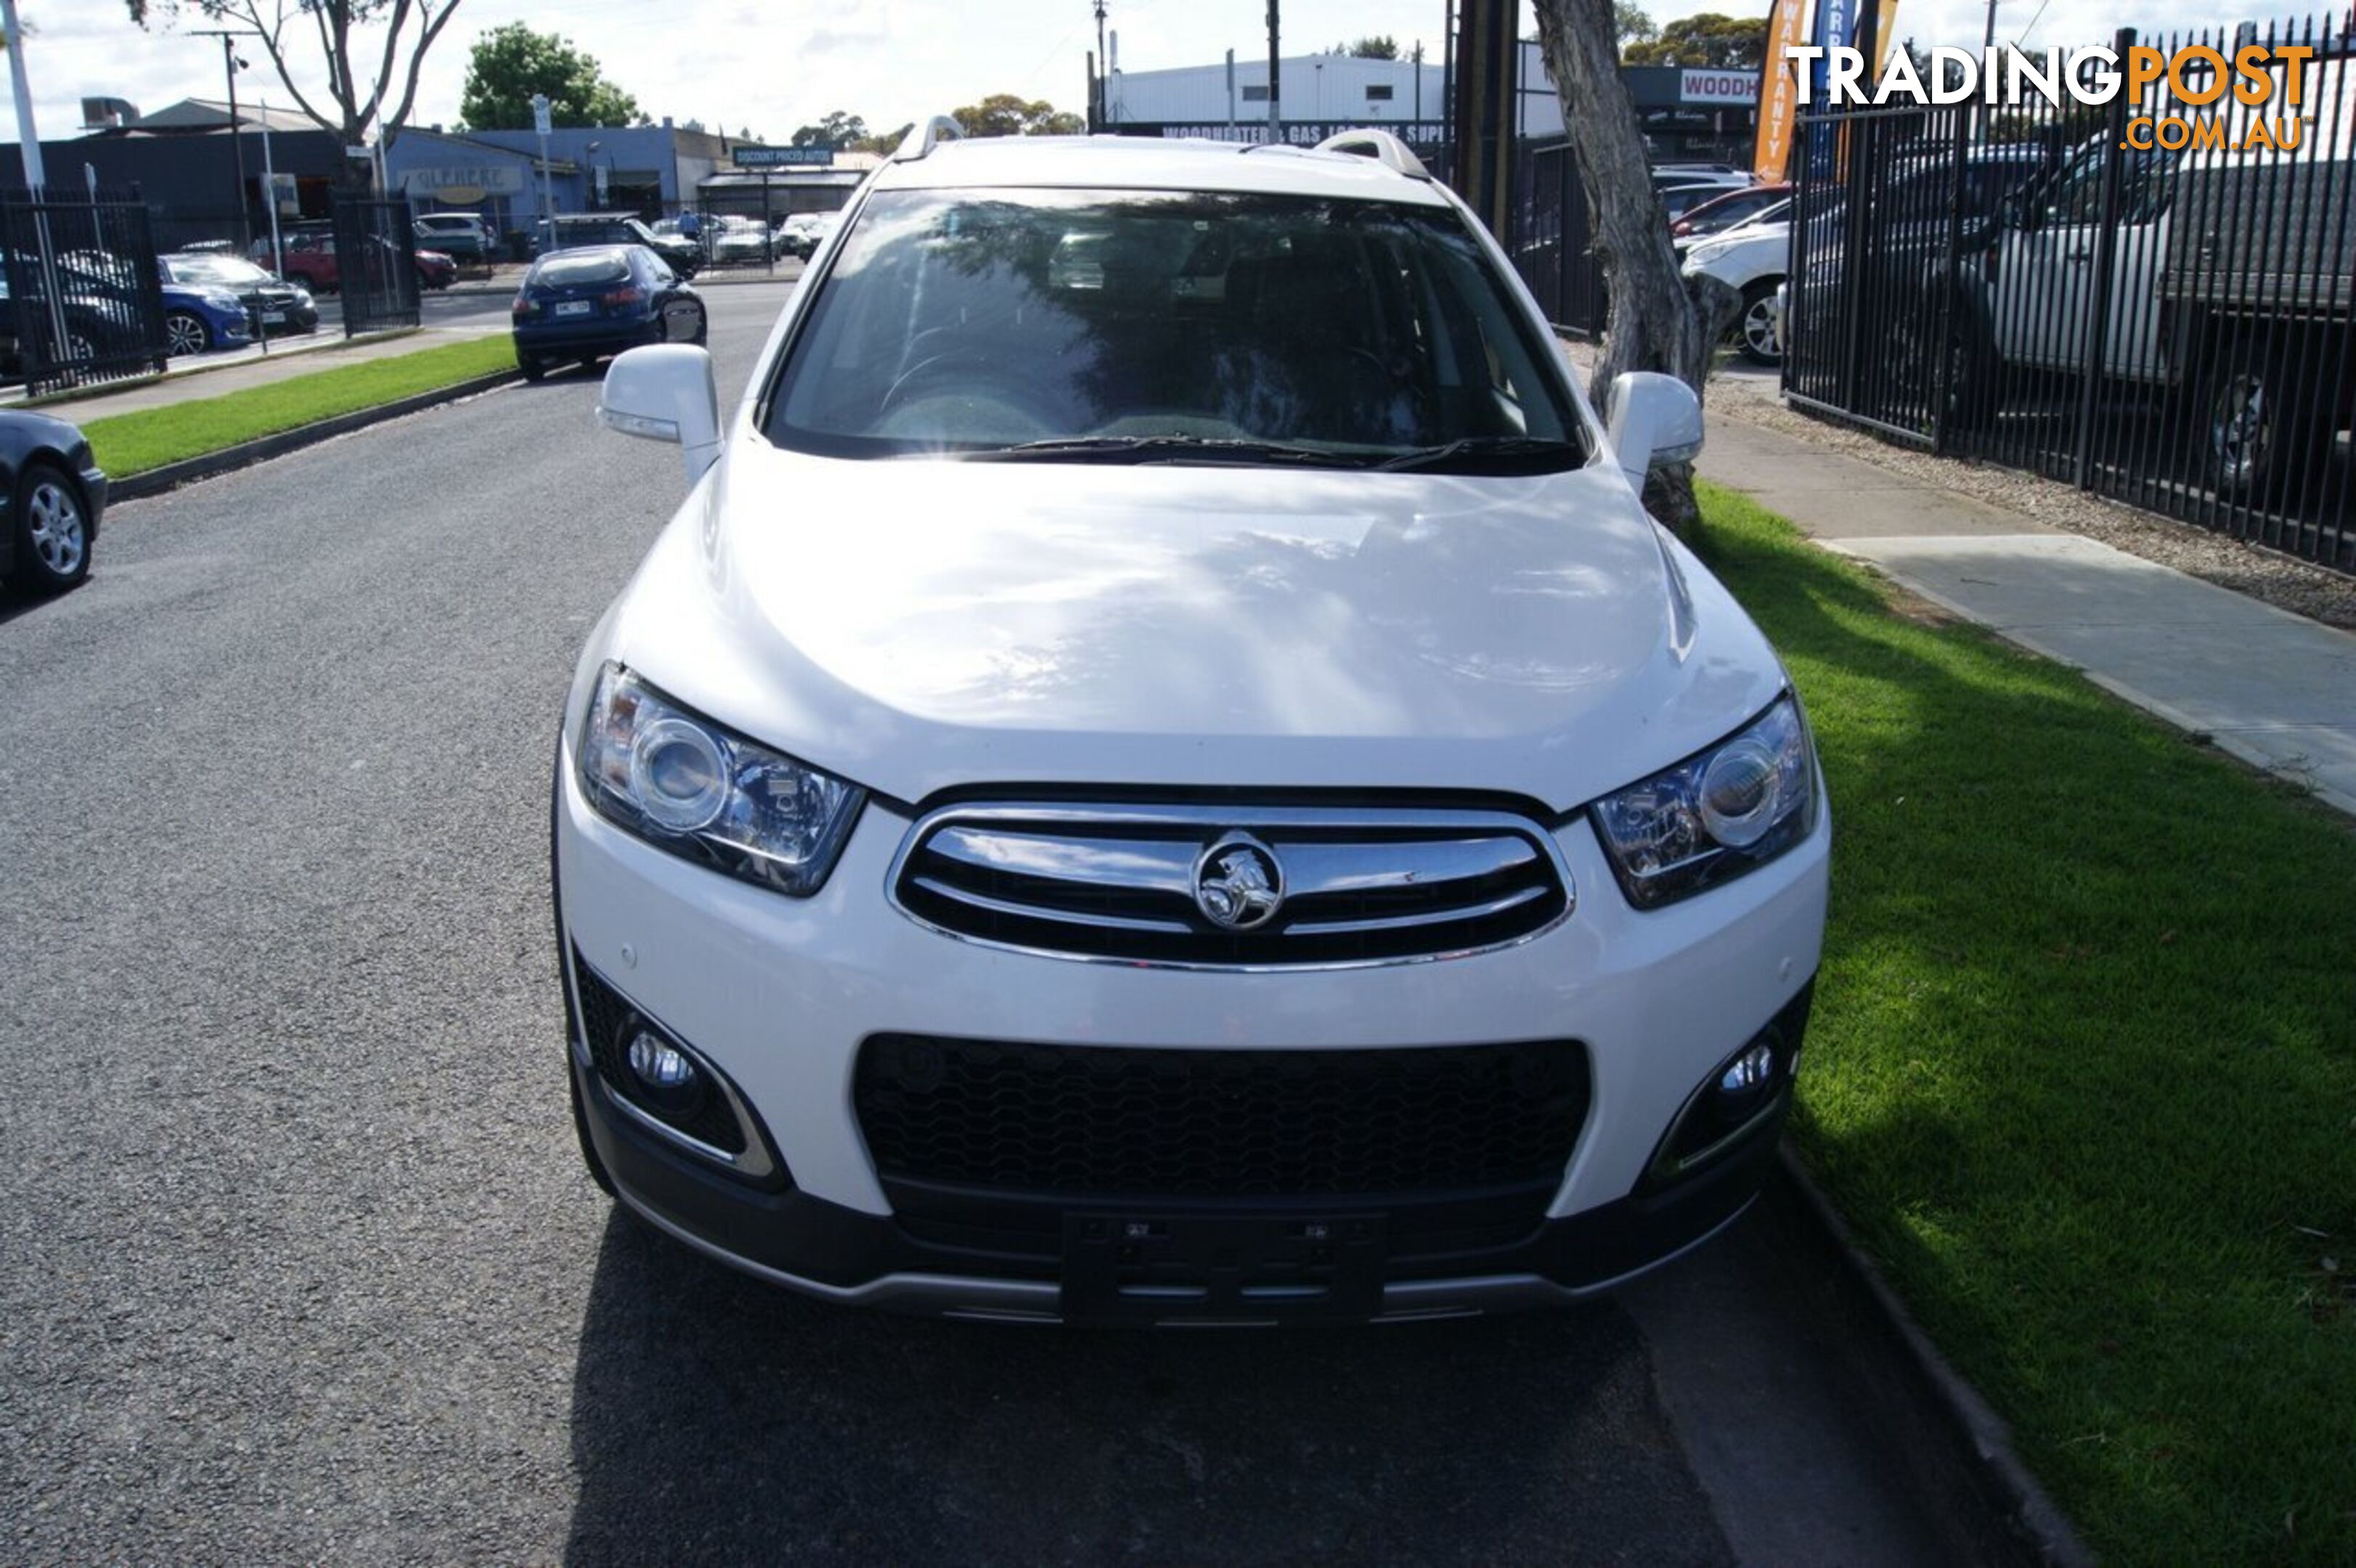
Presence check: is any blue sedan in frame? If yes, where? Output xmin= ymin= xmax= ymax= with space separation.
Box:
xmin=158 ymin=279 xmax=255 ymax=358
xmin=510 ymin=245 xmax=706 ymax=381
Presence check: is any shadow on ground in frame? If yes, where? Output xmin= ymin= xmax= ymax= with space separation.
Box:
xmin=564 ymin=1209 xmax=1732 ymax=1567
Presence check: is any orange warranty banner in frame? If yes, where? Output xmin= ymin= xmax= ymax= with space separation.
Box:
xmin=1753 ymin=0 xmax=1810 ymax=181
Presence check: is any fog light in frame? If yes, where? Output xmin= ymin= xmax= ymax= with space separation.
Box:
xmin=626 ymin=1028 xmax=704 ymax=1116
xmin=1719 ymin=1043 xmax=1776 ymax=1096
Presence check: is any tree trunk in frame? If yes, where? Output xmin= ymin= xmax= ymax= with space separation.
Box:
xmin=1528 ymin=0 xmax=1727 ymax=536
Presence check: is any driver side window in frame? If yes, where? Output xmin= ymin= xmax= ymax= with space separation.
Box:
xmin=2047 ymin=156 xmax=2109 ymax=226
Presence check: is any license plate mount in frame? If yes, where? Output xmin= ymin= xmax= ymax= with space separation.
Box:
xmin=1061 ymin=1211 xmax=1387 ymax=1323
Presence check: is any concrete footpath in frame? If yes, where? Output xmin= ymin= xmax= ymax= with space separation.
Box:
xmin=1700 ymin=417 xmax=2356 ymax=817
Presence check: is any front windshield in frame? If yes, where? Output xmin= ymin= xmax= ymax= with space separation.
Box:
xmin=763 ymin=187 xmax=1584 ymax=465
xmin=1727 ymin=200 xmax=1790 ymax=233
xmin=167 ymin=256 xmax=273 ymax=286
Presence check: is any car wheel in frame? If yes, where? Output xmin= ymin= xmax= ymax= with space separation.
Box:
xmin=2201 ymin=333 xmax=2324 ymax=501
xmin=1893 ymin=290 xmax=2000 ymax=436
xmin=9 ymin=460 xmax=91 ymax=595
xmin=163 ymin=309 xmax=213 ymax=358
xmin=1736 ymin=280 xmax=1783 ymax=367
xmin=519 ymin=354 xmax=546 ymax=383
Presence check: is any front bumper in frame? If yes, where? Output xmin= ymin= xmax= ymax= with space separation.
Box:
xmin=575 ymin=1049 xmax=1789 ymax=1321
xmin=555 ymin=755 xmax=1830 ymax=1320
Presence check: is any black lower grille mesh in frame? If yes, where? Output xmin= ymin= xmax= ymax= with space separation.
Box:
xmin=571 ymin=949 xmax=746 ymax=1155
xmin=855 ymin=1035 xmax=1588 ymax=1198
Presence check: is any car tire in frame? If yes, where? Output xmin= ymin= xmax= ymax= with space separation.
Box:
xmin=162 ymin=309 xmax=213 ymax=358
xmin=9 ymin=460 xmax=92 ymax=595
xmin=1735 ymin=279 xmax=1783 ymax=367
xmin=519 ymin=354 xmax=547 ymax=383
xmin=2200 ymin=332 xmax=2327 ymax=502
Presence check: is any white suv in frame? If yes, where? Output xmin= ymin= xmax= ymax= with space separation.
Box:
xmin=558 ymin=122 xmax=1829 ymax=1323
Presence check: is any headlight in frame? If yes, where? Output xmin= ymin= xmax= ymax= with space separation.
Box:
xmin=1590 ymin=695 xmax=1817 ymax=910
xmin=576 ymin=664 xmax=864 ymax=897
xmin=202 ymin=289 xmax=245 ymax=310
xmin=290 ymin=285 xmax=314 ymax=306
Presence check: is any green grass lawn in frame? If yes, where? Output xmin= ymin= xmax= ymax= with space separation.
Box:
xmin=81 ymin=337 xmax=518 ymax=478
xmin=1690 ymin=481 xmax=2356 ymax=1564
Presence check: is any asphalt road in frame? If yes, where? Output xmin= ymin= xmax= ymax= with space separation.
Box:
xmin=0 ymin=280 xmax=1950 ymax=1565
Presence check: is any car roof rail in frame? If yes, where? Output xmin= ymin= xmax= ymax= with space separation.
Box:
xmin=1311 ymin=128 xmax=1430 ymax=181
xmin=893 ymin=115 xmax=965 ymax=162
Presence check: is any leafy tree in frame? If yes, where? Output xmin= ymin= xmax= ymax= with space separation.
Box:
xmin=124 ymin=0 xmax=465 ymax=187
xmin=852 ymin=123 xmax=916 ymax=155
xmin=950 ymin=95 xmax=1084 ymax=138
xmin=791 ymin=110 xmax=869 ymax=149
xmin=457 ymin=23 xmax=640 ymax=130
xmin=1616 ymin=1 xmax=1659 ymax=51
xmin=1347 ymin=35 xmax=1399 ymax=59
xmin=1623 ymin=12 xmax=1768 ymax=69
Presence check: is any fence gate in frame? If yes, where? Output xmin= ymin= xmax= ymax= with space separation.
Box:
xmin=330 ymin=197 xmax=421 ymax=335
xmin=0 ymin=189 xmax=166 ymax=396
xmin=1784 ymin=15 xmax=2356 ymax=574
xmin=1509 ymin=142 xmax=1607 ymax=338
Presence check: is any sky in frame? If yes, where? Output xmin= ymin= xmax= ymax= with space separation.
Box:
xmin=5 ymin=0 xmax=2278 ymax=152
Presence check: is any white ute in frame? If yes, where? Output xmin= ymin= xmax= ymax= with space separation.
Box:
xmin=555 ymin=121 xmax=1830 ymax=1324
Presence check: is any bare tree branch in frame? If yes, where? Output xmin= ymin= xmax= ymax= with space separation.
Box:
xmin=129 ymin=0 xmax=466 ymax=184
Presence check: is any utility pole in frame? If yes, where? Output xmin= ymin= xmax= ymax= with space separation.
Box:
xmin=0 ymin=0 xmax=73 ymax=372
xmin=192 ymin=30 xmax=256 ymax=250
xmin=1266 ymin=0 xmax=1281 ymax=141
xmin=1093 ymin=0 xmax=1109 ymax=128
xmin=1983 ymin=0 xmax=1997 ymax=49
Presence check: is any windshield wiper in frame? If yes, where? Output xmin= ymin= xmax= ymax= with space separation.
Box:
xmin=1374 ymin=436 xmax=1584 ymax=473
xmin=954 ymin=435 xmax=1369 ymax=467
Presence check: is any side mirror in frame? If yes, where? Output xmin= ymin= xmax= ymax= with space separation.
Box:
xmin=598 ymin=344 xmax=722 ymax=488
xmin=1603 ymin=371 xmax=1705 ymax=481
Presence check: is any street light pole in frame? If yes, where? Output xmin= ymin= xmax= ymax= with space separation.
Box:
xmin=1093 ymin=0 xmax=1109 ymax=128
xmin=1266 ymin=0 xmax=1281 ymax=141
xmin=193 ymin=30 xmax=256 ymax=251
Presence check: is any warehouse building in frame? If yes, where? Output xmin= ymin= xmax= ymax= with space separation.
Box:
xmin=1100 ymin=46 xmax=1758 ymax=162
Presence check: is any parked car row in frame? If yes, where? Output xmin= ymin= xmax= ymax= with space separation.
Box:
xmin=250 ymin=224 xmax=457 ymax=294
xmin=0 ymin=246 xmax=322 ymax=382
xmin=1679 ymin=146 xmax=2046 ymax=369
xmin=533 ymin=213 xmax=702 ymax=278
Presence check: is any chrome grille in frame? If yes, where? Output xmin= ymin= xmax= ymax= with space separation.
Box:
xmin=889 ymin=804 xmax=1572 ymax=968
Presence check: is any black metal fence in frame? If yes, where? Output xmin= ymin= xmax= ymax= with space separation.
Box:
xmin=1510 ymin=141 xmax=1609 ymax=335
xmin=329 ymin=197 xmax=421 ymax=335
xmin=0 ymin=188 xmax=167 ymax=396
xmin=1785 ymin=15 xmax=2356 ymax=573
